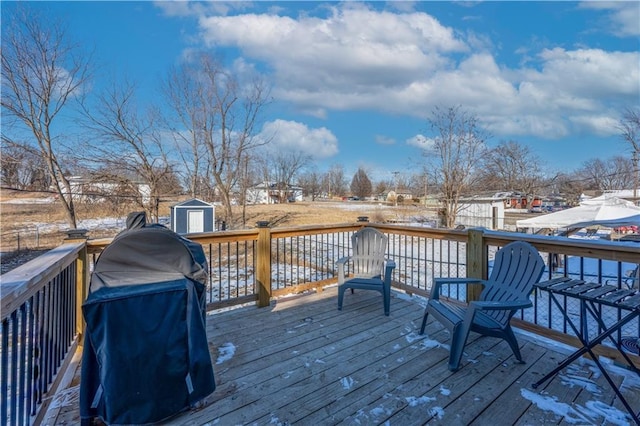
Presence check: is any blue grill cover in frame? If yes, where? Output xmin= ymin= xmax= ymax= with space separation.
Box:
xmin=80 ymin=226 xmax=215 ymax=425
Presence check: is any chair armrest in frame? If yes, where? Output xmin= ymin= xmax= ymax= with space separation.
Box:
xmin=470 ymin=300 xmax=533 ymax=311
xmin=431 ymin=278 xmax=486 ymax=301
xmin=336 ymin=256 xmax=350 ymax=266
xmin=383 ymin=259 xmax=396 ymax=284
xmin=384 ymin=259 xmax=396 ymax=271
xmin=336 ymin=256 xmax=352 ymax=285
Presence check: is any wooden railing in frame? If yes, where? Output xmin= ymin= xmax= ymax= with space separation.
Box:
xmin=1 ymin=222 xmax=639 ymax=425
xmin=1 ymin=239 xmax=88 ymax=426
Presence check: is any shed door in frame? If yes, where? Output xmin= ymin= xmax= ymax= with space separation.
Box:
xmin=187 ymin=210 xmax=204 ymax=233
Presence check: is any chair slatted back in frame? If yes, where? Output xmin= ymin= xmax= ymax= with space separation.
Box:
xmin=481 ymin=241 xmax=545 ymax=325
xmin=352 ymin=228 xmax=388 ymax=279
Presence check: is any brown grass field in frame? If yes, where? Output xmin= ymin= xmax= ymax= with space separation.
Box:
xmin=1 ymin=189 xmax=535 ymax=275
xmin=0 ymin=188 xmax=433 ymax=271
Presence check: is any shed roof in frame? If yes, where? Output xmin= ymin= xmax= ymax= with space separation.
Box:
xmin=172 ymin=198 xmax=215 ymax=208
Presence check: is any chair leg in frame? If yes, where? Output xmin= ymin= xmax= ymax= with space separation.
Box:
xmin=448 ymin=320 xmax=473 ymax=371
xmin=503 ymin=326 xmax=524 ymax=363
xmin=419 ymin=307 xmax=429 ymax=334
xmin=383 ymin=287 xmax=390 ymax=316
xmin=338 ymin=285 xmax=346 ymax=310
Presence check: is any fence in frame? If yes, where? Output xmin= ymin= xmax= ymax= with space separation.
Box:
xmin=1 ymin=241 xmax=88 ymax=426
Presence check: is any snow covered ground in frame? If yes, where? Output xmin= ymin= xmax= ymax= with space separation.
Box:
xmin=3 ymin=204 xmax=637 ymax=351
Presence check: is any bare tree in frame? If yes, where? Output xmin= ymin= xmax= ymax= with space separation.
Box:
xmin=265 ymin=150 xmax=310 ymax=203
xmin=549 ymin=172 xmax=585 ymax=205
xmin=350 ymin=168 xmax=372 ymax=199
xmin=323 ymin=164 xmax=347 ymax=198
xmin=162 ymin=62 xmax=208 ymax=199
xmin=374 ymin=180 xmax=390 ymax=198
xmin=81 ymin=80 xmax=176 ymax=221
xmin=578 ymin=156 xmax=634 ymax=191
xmin=80 ymin=168 xmax=145 ymax=215
xmin=479 ymin=140 xmax=543 ymax=195
xmin=298 ymin=169 xmax=323 ymax=201
xmin=619 ymin=107 xmax=640 ymax=153
xmin=407 ymin=170 xmax=434 ymax=200
xmin=618 ymin=107 xmax=640 ymax=201
xmin=252 ymin=149 xmax=309 ymax=203
xmin=236 ymin=154 xmax=254 ymax=227
xmin=0 ymin=141 xmax=50 ymax=190
xmin=162 ymin=53 xmax=270 ymax=225
xmin=1 ymin=6 xmax=92 ymax=227
xmin=424 ymin=106 xmax=489 ymax=228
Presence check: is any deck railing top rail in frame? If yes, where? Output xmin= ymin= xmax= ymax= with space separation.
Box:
xmin=1 ymin=241 xmax=85 ymax=321
xmin=478 ymin=229 xmax=640 ymax=263
xmin=1 ymin=222 xmax=639 ymax=426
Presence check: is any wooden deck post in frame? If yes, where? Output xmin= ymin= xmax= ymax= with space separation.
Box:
xmin=256 ymin=221 xmax=272 ymax=308
xmin=64 ymin=230 xmax=90 ymax=343
xmin=466 ymin=228 xmax=487 ymax=301
xmin=76 ymin=244 xmax=89 ymax=342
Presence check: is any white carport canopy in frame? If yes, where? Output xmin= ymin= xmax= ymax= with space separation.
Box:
xmin=516 ymin=196 xmax=640 ymax=230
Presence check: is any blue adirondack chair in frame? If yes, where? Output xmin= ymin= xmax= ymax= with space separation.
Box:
xmin=606 ymin=264 xmax=640 ymax=290
xmin=420 ymin=241 xmax=545 ymax=371
xmin=337 ymin=228 xmax=396 ymax=316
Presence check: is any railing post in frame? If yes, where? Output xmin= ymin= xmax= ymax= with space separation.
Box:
xmin=466 ymin=228 xmax=487 ymax=301
xmin=256 ymin=221 xmax=272 ymax=308
xmin=65 ymin=229 xmax=90 ymax=343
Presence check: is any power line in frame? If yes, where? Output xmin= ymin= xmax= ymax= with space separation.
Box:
xmin=0 ymin=186 xmax=172 ymax=201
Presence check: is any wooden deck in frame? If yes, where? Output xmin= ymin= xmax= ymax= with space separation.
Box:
xmin=48 ymin=286 xmax=639 ymax=425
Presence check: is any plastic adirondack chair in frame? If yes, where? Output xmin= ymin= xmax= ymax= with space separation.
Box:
xmin=628 ymin=266 xmax=640 ymax=290
xmin=419 ymin=241 xmax=545 ymax=371
xmin=337 ymin=227 xmax=396 ymax=316
xmin=607 ymin=265 xmax=640 ymax=290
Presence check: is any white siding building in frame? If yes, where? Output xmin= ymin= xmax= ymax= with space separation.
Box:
xmin=246 ymin=182 xmax=303 ymax=204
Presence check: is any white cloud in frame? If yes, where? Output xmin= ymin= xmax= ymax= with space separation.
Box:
xmin=484 ymin=47 xmax=640 ymax=138
xmin=259 ymin=119 xmax=339 ymax=159
xmin=568 ymin=114 xmax=620 ymax=137
xmin=177 ymin=3 xmax=638 ymax=142
xmin=156 ymin=1 xmax=250 ymax=18
xmin=535 ymin=48 xmax=639 ymax=98
xmin=579 ymin=1 xmax=640 ymax=37
xmin=406 ymin=134 xmax=434 ymax=150
xmin=196 ymin=4 xmax=466 ymax=112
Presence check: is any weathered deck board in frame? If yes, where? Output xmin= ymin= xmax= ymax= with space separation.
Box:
xmin=191 ymin=294 xmax=426 ymax=424
xmin=50 ymin=286 xmax=639 ymax=425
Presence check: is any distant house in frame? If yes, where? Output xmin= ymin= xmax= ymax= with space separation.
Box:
xmin=379 ymin=189 xmax=413 ymax=203
xmin=246 ymin=182 xmax=303 ymax=204
xmin=65 ymin=176 xmax=151 ymax=204
xmin=170 ymin=198 xmax=215 ymax=234
xmin=492 ymin=191 xmax=529 ymax=210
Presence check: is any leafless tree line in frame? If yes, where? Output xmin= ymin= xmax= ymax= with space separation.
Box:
xmin=1 ymin=7 xmax=272 ymax=227
xmin=2 ymin=5 xmax=638 ymax=230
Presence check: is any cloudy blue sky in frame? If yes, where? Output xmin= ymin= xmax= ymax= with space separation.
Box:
xmin=4 ymin=1 xmax=639 ymax=182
